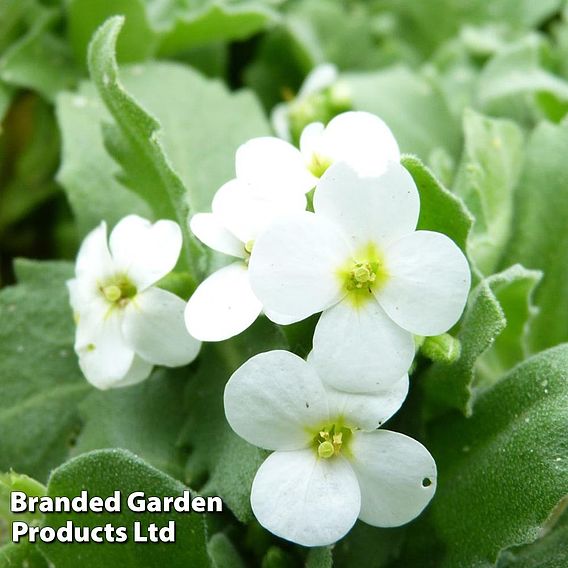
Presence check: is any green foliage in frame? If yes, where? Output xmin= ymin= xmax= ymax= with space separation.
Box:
xmin=38 ymin=449 xmax=210 ymax=568
xmin=404 ymin=344 xmax=568 ymax=567
xmin=0 ymin=260 xmax=90 ymax=482
xmin=56 ymin=82 xmax=151 ymax=237
xmin=423 ymin=264 xmax=541 ymax=415
xmin=346 ymin=67 xmax=461 ymax=162
xmin=181 ymin=319 xmax=287 ymax=522
xmin=0 ymin=4 xmax=79 ymax=101
xmin=66 ymin=0 xmax=277 ymax=67
xmin=503 ymin=121 xmax=568 ymax=351
xmin=402 ymin=155 xmax=472 ymax=253
xmin=1 ymin=1 xmax=568 ymax=567
xmin=72 ymin=368 xmax=191 ymax=479
xmin=453 ymin=109 xmax=525 ymax=274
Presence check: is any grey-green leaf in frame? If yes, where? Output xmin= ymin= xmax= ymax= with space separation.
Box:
xmin=0 ymin=260 xmax=90 ymax=482
xmin=404 ymin=344 xmax=568 ymax=567
xmin=502 ymin=120 xmax=568 ymax=351
xmin=38 ymin=449 xmax=210 ymax=568
xmin=453 ymin=109 xmax=525 ymax=274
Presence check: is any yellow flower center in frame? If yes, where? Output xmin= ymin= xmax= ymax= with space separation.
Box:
xmin=313 ymin=423 xmax=352 ymax=459
xmin=307 ymin=152 xmax=333 ymax=178
xmin=337 ymin=243 xmax=389 ymax=307
xmin=99 ymin=274 xmax=137 ymax=307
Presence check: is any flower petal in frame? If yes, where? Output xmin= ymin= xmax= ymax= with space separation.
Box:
xmin=185 ymin=262 xmax=262 ymax=341
xmin=323 ymin=374 xmax=409 ymax=430
xmin=298 ymin=63 xmax=338 ymax=98
xmin=349 ymin=430 xmax=437 ymax=527
xmin=112 ymin=355 xmax=154 ymax=389
xmin=212 ymin=178 xmax=306 ymax=244
xmin=378 ymin=230 xmax=471 ymax=336
xmin=224 ymin=350 xmax=329 ymax=451
xmin=109 ymin=215 xmax=182 ymax=291
xmin=122 ymin=287 xmax=201 ymax=367
xmin=320 ymin=111 xmax=400 ymax=176
xmin=311 ymin=299 xmax=415 ymax=393
xmin=75 ymin=221 xmax=114 ymax=280
xmin=314 ymin=161 xmax=419 ymax=249
xmin=249 ymin=211 xmax=349 ymax=322
xmin=251 ymin=450 xmax=360 ymax=546
xmin=263 ymin=308 xmax=298 ymax=326
xmin=75 ymin=309 xmax=139 ymax=390
xmin=299 ymin=122 xmax=325 ymax=159
xmin=189 ymin=212 xmax=244 ymax=258
xmin=236 ymin=137 xmax=317 ymax=197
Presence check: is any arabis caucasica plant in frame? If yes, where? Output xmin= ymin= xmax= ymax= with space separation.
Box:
xmin=68 ymin=215 xmax=201 ymax=389
xmin=224 ymin=350 xmax=436 ymax=546
xmin=186 ymin=111 xmax=400 ymax=342
xmin=249 ymin=162 xmax=471 ymax=392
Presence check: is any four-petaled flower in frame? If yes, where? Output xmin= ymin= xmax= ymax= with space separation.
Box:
xmin=185 ymin=166 xmax=307 ymax=341
xmin=249 ymin=162 xmax=471 ymax=392
xmin=68 ymin=215 xmax=201 ymax=389
xmin=224 ymin=350 xmax=436 ymax=547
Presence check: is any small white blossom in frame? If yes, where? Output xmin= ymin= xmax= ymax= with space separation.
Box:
xmin=68 ymin=215 xmax=201 ymax=389
xmin=224 ymin=350 xmax=436 ymax=547
xmin=249 ymin=162 xmax=470 ymax=392
xmin=243 ymin=111 xmax=399 ymax=196
xmin=185 ymin=179 xmax=305 ymax=342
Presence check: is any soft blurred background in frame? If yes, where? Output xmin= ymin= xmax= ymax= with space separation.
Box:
xmin=2 ymin=0 xmax=568 ymax=285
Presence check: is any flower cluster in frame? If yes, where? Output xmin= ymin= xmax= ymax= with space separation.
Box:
xmin=69 ymin=110 xmax=470 ymax=546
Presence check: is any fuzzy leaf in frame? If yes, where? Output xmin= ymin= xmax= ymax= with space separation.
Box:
xmin=38 ymin=449 xmax=210 ymax=568
xmin=453 ymin=109 xmax=525 ymax=274
xmin=502 ymin=121 xmax=568 ymax=351
xmin=403 ymin=344 xmax=568 ymax=567
xmin=0 ymin=260 xmax=90 ymax=482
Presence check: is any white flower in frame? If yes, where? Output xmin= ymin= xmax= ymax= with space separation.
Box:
xmin=244 ymin=111 xmax=399 ymax=195
xmin=271 ymin=63 xmax=339 ymax=141
xmin=68 ymin=215 xmax=201 ymax=389
xmin=224 ymin=350 xmax=436 ymax=547
xmin=249 ymin=162 xmax=471 ymax=392
xmin=185 ymin=179 xmax=306 ymax=342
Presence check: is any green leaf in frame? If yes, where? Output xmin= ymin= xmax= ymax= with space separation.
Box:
xmin=181 ymin=319 xmax=287 ymax=522
xmin=502 ymin=121 xmax=568 ymax=351
xmin=496 ymin=503 xmax=568 ymax=567
xmin=208 ymin=533 xmax=247 ymax=568
xmin=56 ymin=82 xmax=151 ymax=237
xmin=0 ymin=260 xmax=90 ymax=482
xmin=381 ymin=0 xmax=562 ymax=55
xmin=401 ymin=155 xmax=473 ymax=253
xmin=0 ymin=7 xmax=79 ymax=101
xmin=475 ymin=265 xmax=542 ymax=385
xmin=477 ymin=35 xmax=568 ymax=123
xmin=0 ymin=542 xmax=48 ymax=568
xmin=344 ymin=67 xmax=461 ymax=162
xmin=453 ymin=109 xmax=525 ymax=275
xmin=156 ymin=1 xmax=278 ymax=56
xmin=38 ymin=449 xmax=210 ymax=568
xmin=88 ymin=16 xmax=270 ymax=275
xmin=67 ymin=0 xmax=157 ymax=68
xmin=403 ymin=344 xmax=568 ymax=568
xmin=72 ymin=368 xmax=192 ymax=480
xmin=88 ymin=16 xmax=201 ymax=274
xmin=424 ymin=264 xmax=541 ymax=415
